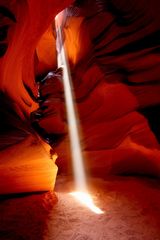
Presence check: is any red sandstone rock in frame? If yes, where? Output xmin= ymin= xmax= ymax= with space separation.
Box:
xmin=0 ymin=135 xmax=58 ymax=194
xmin=1 ymin=0 xmax=160 ymax=189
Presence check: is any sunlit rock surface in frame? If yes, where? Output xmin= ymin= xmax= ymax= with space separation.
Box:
xmin=54 ymin=65 xmax=160 ymax=176
xmin=0 ymin=0 xmax=73 ymax=194
xmin=0 ymin=94 xmax=58 ymax=194
xmin=34 ymin=0 xmax=160 ymax=177
xmin=0 ymin=0 xmax=160 ymax=194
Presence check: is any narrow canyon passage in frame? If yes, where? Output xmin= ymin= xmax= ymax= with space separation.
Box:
xmin=0 ymin=175 xmax=160 ymax=240
xmin=1 ymin=1 xmax=160 ymax=239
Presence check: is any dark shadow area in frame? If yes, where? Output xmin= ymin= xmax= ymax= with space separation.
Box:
xmin=0 ymin=191 xmax=57 ymax=240
xmin=139 ymin=104 xmax=160 ymax=143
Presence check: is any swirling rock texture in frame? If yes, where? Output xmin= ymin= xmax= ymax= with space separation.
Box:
xmin=37 ymin=0 xmax=160 ymax=177
xmin=0 ymin=0 xmax=160 ymax=195
xmin=0 ymin=0 xmax=72 ymax=194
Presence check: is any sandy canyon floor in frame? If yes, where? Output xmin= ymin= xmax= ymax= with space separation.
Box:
xmin=0 ymin=175 xmax=160 ymax=240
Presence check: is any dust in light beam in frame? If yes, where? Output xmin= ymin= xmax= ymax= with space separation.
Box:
xmin=70 ymin=191 xmax=104 ymax=214
xmin=55 ymin=11 xmax=104 ymax=214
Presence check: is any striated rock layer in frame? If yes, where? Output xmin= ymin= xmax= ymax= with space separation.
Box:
xmin=34 ymin=0 xmax=160 ymax=177
xmin=0 ymin=0 xmax=73 ymax=194
xmin=0 ymin=0 xmax=160 ymax=191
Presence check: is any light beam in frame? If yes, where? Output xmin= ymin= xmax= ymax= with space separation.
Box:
xmin=70 ymin=191 xmax=104 ymax=214
xmin=55 ymin=10 xmax=86 ymax=191
xmin=55 ymin=11 xmax=104 ymax=214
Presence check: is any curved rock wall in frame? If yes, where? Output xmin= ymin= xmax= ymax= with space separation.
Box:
xmin=0 ymin=0 xmax=160 ymax=186
xmin=0 ymin=0 xmax=73 ymax=194
xmin=34 ymin=0 xmax=160 ymax=177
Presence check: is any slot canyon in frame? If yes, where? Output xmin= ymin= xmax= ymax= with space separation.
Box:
xmin=0 ymin=0 xmax=160 ymax=239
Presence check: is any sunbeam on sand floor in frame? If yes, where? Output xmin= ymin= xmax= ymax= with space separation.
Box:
xmin=69 ymin=191 xmax=104 ymax=214
xmin=44 ymin=175 xmax=160 ymax=240
xmin=0 ymin=175 xmax=160 ymax=240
